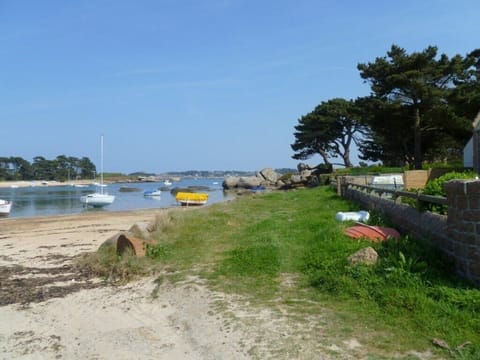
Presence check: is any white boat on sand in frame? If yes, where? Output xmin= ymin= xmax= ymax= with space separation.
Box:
xmin=80 ymin=135 xmax=115 ymax=208
xmin=0 ymin=199 xmax=12 ymax=217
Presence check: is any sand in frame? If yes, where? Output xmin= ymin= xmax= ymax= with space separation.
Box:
xmin=0 ymin=210 xmax=365 ymax=359
xmin=0 ymin=180 xmax=95 ymax=188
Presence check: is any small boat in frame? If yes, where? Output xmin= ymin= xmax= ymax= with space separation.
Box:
xmin=144 ymin=189 xmax=161 ymax=197
xmin=119 ymin=186 xmax=141 ymax=192
xmin=344 ymin=222 xmax=400 ymax=242
xmin=175 ymin=192 xmax=208 ymax=206
xmin=80 ymin=193 xmax=115 ymax=208
xmin=164 ymin=180 xmax=172 ymax=186
xmin=370 ymin=175 xmax=404 ymax=190
xmin=80 ymin=135 xmax=115 ymax=208
xmin=0 ymin=199 xmax=12 ymax=217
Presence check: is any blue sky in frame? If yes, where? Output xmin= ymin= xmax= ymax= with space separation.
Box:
xmin=1 ymin=0 xmax=479 ymax=173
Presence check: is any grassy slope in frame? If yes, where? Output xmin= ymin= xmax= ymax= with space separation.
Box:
xmin=91 ymin=186 xmax=480 ymax=359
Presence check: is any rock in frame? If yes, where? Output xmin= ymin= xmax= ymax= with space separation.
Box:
xmin=348 ymin=247 xmax=378 ymax=265
xmin=238 ymin=176 xmax=263 ymax=188
xmin=259 ymin=168 xmax=279 ymax=183
xmin=299 ymin=169 xmax=312 ymax=179
xmin=222 ymin=176 xmax=240 ymax=189
xmin=297 ymin=163 xmax=310 ymax=172
xmin=129 ymin=222 xmax=152 ymax=238
xmin=290 ymin=174 xmax=303 ymax=184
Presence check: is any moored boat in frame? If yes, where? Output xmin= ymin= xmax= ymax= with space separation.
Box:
xmin=144 ymin=189 xmax=161 ymax=197
xmin=175 ymin=192 xmax=208 ymax=206
xmin=0 ymin=199 xmax=13 ymax=217
xmin=80 ymin=135 xmax=115 ymax=208
xmin=80 ymin=193 xmax=115 ymax=208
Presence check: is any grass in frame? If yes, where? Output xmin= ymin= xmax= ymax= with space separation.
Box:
xmin=79 ymin=186 xmax=480 ymax=359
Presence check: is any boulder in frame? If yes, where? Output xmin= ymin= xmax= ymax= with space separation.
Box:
xmin=348 ymin=247 xmax=378 ymax=265
xmin=290 ymin=174 xmax=303 ymax=184
xmin=259 ymin=168 xmax=279 ymax=183
xmin=222 ymin=176 xmax=240 ymax=189
xmin=238 ymin=176 xmax=263 ymax=189
xmin=129 ymin=222 xmax=152 ymax=238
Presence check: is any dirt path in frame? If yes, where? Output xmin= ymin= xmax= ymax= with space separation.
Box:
xmin=0 ymin=210 xmax=368 ymax=359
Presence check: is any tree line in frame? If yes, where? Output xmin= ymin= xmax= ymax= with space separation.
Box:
xmin=291 ymin=45 xmax=480 ymax=169
xmin=0 ymin=155 xmax=96 ymax=181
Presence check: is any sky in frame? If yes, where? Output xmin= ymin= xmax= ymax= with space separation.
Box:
xmin=1 ymin=0 xmax=479 ymax=174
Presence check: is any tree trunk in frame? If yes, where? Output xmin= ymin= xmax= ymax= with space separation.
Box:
xmin=413 ymin=107 xmax=422 ymax=170
xmin=342 ymin=149 xmax=353 ymax=168
xmin=318 ymin=149 xmax=331 ymax=165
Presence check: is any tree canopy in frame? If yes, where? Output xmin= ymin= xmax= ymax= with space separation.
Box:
xmin=291 ymin=98 xmax=368 ymax=167
xmin=291 ymin=44 xmax=480 ymax=169
xmin=357 ymin=44 xmax=474 ymax=169
xmin=0 ymin=155 xmax=96 ymax=181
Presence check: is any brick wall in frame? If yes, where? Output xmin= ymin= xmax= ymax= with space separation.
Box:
xmin=342 ymin=179 xmax=480 ymax=286
xmin=444 ymin=180 xmax=480 ymax=284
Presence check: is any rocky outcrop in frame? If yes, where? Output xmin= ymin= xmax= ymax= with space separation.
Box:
xmin=259 ymin=168 xmax=278 ymax=183
xmin=222 ymin=163 xmax=333 ymax=191
xmin=223 ymin=168 xmax=279 ymax=190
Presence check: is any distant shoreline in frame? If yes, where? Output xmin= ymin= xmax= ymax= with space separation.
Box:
xmin=0 ymin=180 xmax=97 ymax=188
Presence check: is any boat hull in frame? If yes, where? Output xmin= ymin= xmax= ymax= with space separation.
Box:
xmin=144 ymin=190 xmax=161 ymax=197
xmin=175 ymin=192 xmax=208 ymax=206
xmin=0 ymin=199 xmax=12 ymax=217
xmin=80 ymin=193 xmax=115 ymax=208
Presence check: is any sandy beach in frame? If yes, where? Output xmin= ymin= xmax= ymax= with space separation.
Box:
xmin=0 ymin=209 xmax=366 ymax=359
xmin=0 ymin=180 xmax=97 ymax=188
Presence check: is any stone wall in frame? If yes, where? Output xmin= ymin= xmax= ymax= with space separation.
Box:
xmin=342 ymin=179 xmax=480 ymax=286
xmin=444 ymin=180 xmax=480 ymax=284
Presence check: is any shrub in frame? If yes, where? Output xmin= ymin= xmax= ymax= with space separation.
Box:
xmin=146 ymin=243 xmax=172 ymax=260
xmin=421 ymin=171 xmax=477 ymax=214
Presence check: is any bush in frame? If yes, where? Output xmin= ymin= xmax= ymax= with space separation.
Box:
xmin=421 ymin=171 xmax=477 ymax=214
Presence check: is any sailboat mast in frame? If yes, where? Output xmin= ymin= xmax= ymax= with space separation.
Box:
xmin=100 ymin=134 xmax=104 ymax=195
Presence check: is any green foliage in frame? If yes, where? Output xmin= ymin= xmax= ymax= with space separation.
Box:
xmin=96 ymin=185 xmax=480 ymax=357
xmin=334 ymin=165 xmax=405 ymax=176
xmin=304 ymin=209 xmax=480 ymax=356
xmin=421 ymin=171 xmax=477 ymax=214
xmin=146 ymin=243 xmax=172 ymax=260
xmin=357 ymin=45 xmax=474 ymax=169
xmin=423 ymin=171 xmax=477 ymax=197
xmin=318 ymin=173 xmax=331 ymax=185
xmin=219 ymin=244 xmax=280 ymax=276
xmin=75 ymin=244 xmax=153 ymax=283
xmin=278 ymin=172 xmax=293 ymax=182
xmin=291 ymin=98 xmax=368 ymax=167
xmin=0 ymin=155 xmax=96 ymax=181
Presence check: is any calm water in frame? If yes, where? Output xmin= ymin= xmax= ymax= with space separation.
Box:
xmin=0 ymin=178 xmax=231 ymax=219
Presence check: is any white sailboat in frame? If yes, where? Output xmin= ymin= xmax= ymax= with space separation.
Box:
xmin=80 ymin=135 xmax=115 ymax=208
xmin=0 ymin=199 xmax=12 ymax=217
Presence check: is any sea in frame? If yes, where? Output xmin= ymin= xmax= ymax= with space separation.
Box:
xmin=0 ymin=178 xmax=232 ymax=219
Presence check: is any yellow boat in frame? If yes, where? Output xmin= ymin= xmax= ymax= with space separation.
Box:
xmin=175 ymin=192 xmax=208 ymax=206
